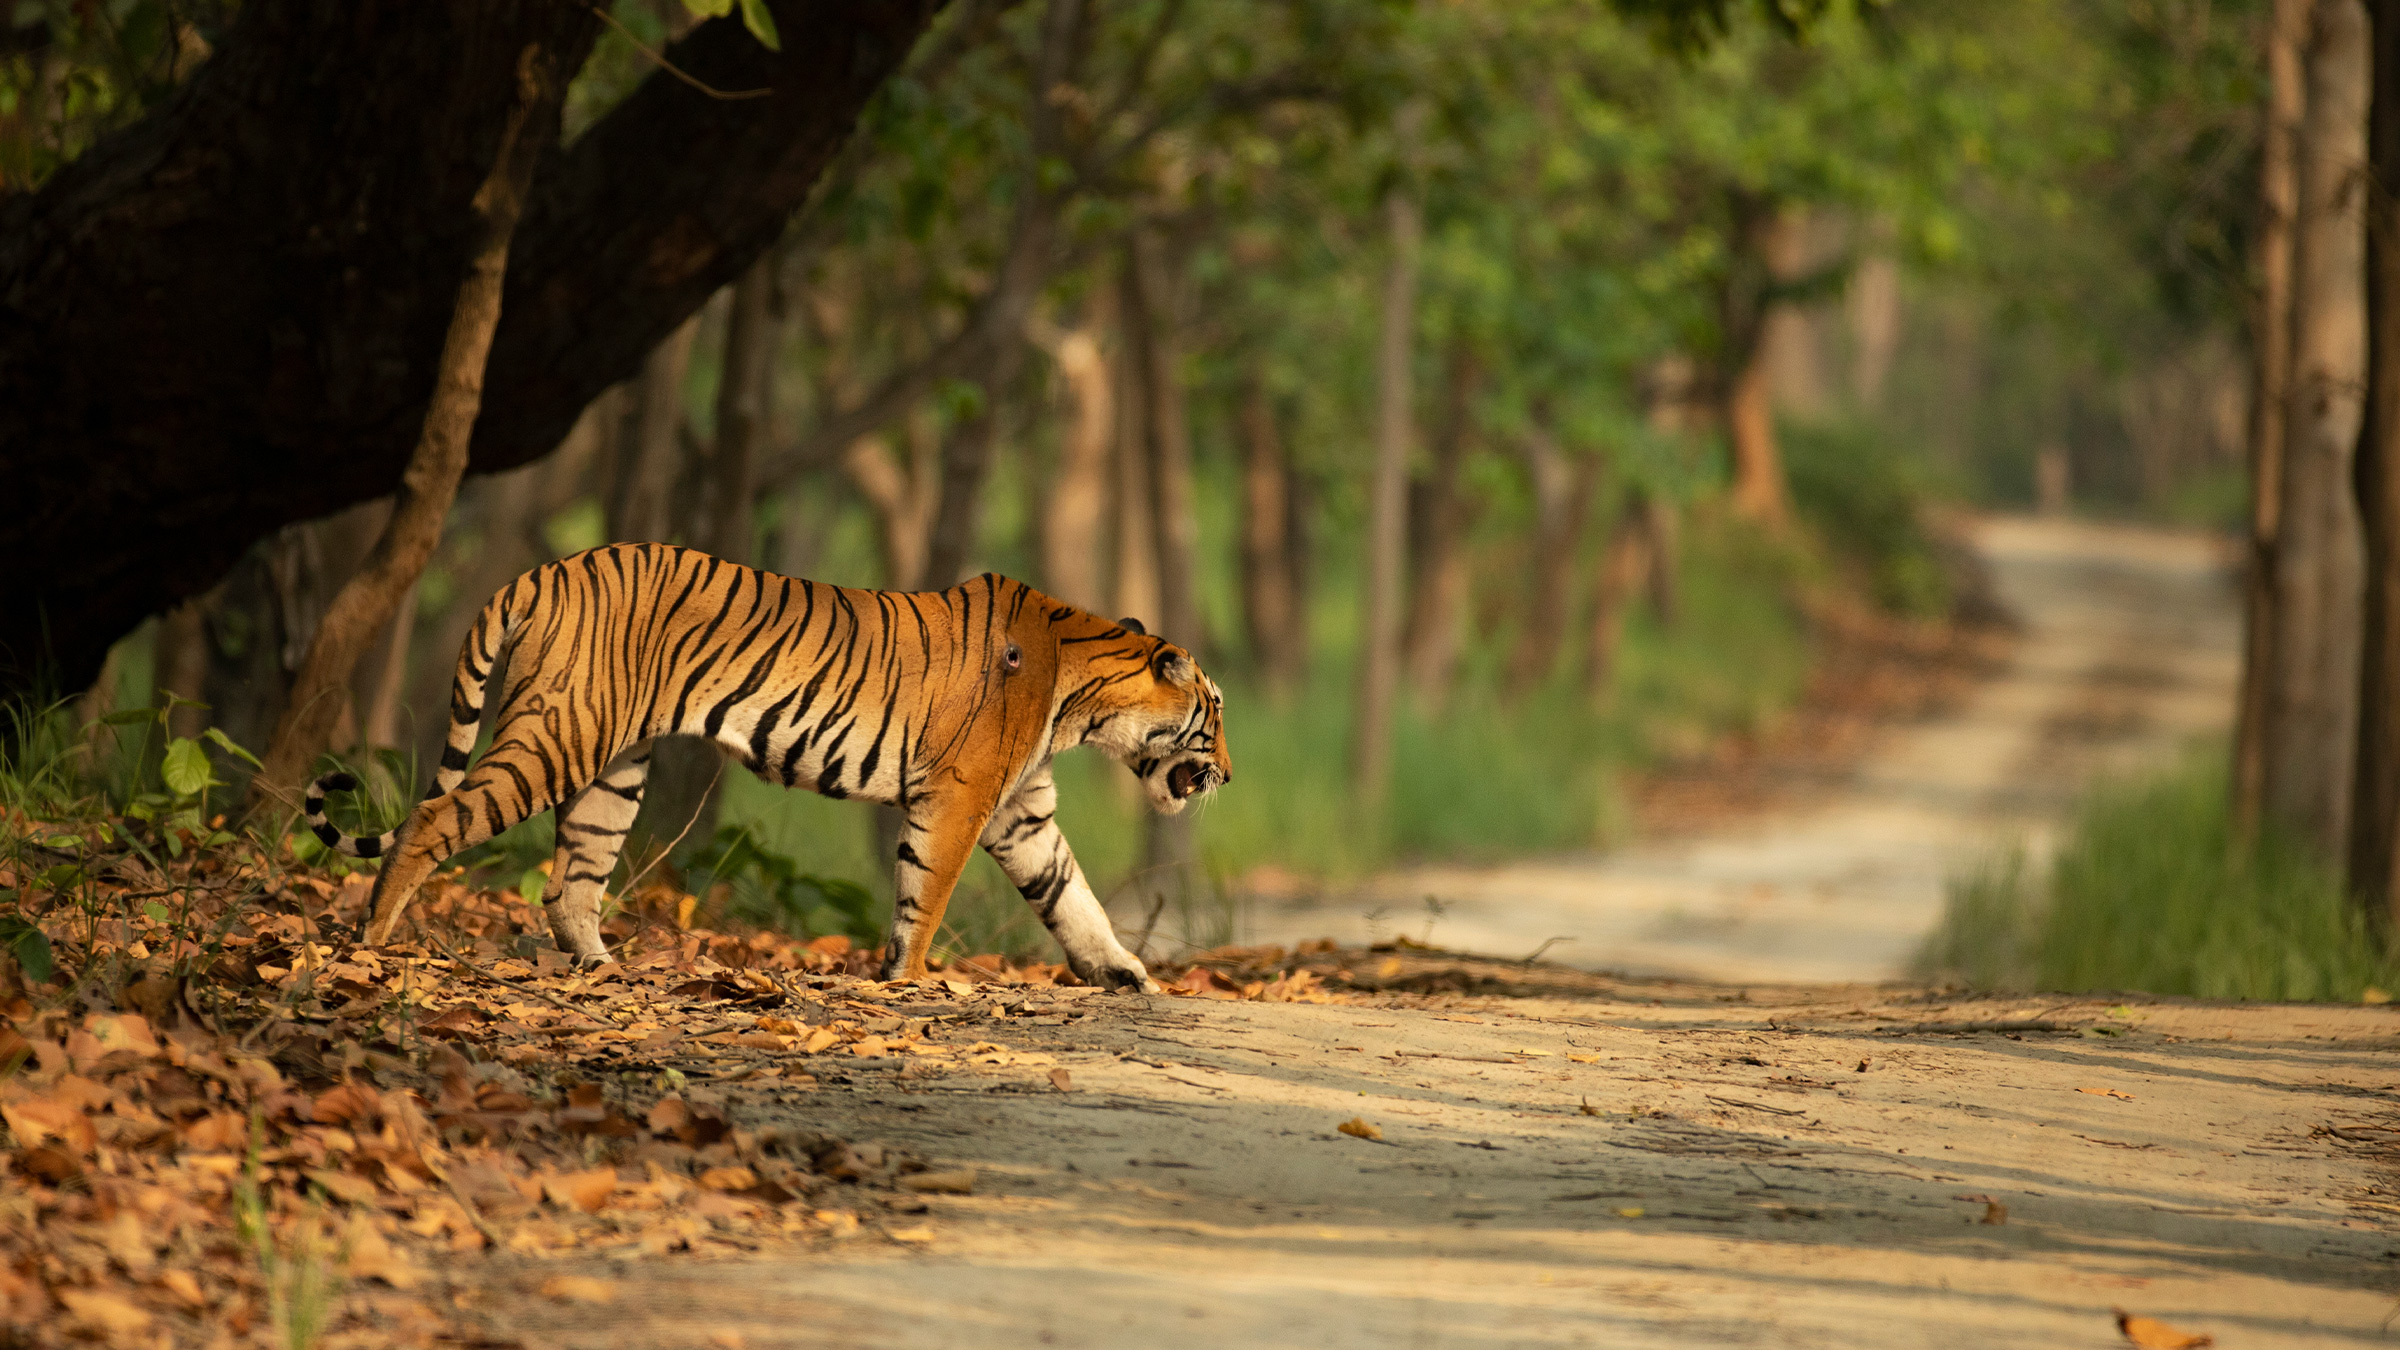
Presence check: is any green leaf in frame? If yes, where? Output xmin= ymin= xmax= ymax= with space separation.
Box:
xmin=680 ymin=0 xmax=734 ymax=18
xmin=0 ymin=918 xmax=52 ymax=983
xmin=144 ymin=901 xmax=171 ymax=924
xmin=736 ymin=0 xmax=780 ymax=49
xmin=99 ymin=709 xmax=157 ymax=726
xmin=518 ymin=868 xmax=547 ymax=908
xmin=161 ymin=737 xmax=215 ymax=797
xmin=41 ymin=863 xmax=81 ymax=889
xmin=202 ymin=727 xmax=263 ymax=769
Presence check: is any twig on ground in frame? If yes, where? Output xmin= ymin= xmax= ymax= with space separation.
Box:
xmin=427 ymin=935 xmax=578 ymax=1013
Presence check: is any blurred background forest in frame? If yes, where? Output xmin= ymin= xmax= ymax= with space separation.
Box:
xmin=10 ymin=0 xmax=2279 ymax=958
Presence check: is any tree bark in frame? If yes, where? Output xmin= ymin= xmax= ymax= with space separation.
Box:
xmin=846 ymin=420 xmax=942 ymax=589
xmin=700 ymin=253 xmax=782 ymax=564
xmin=1403 ymin=340 xmax=1483 ymax=707
xmin=2346 ymin=0 xmax=2400 ymax=919
xmin=4 ymin=0 xmax=948 ymax=699
xmin=1722 ymin=199 xmax=1798 ymax=527
xmin=2264 ymin=0 xmax=2372 ymax=858
xmin=252 ymin=42 xmax=566 ymax=806
xmin=1505 ymin=429 xmax=1599 ymax=698
xmin=1125 ymin=227 xmax=1204 ymax=653
xmin=1239 ymin=367 xmax=1304 ymax=696
xmin=1112 ymin=262 xmax=1162 ymax=629
xmin=1040 ymin=319 xmax=1115 ymax=613
xmin=1583 ymin=494 xmax=1656 ymax=707
xmin=607 ymin=318 xmax=702 ymax=545
xmin=2237 ymin=0 xmax=2314 ymax=837
xmin=1351 ymin=188 xmax=1422 ymax=802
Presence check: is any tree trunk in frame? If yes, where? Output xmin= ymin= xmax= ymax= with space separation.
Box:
xmin=1845 ymin=219 xmax=1902 ymax=408
xmin=921 ymin=347 xmax=1024 ymax=589
xmin=1583 ymin=494 xmax=1656 ymax=707
xmin=1722 ymin=200 xmax=1798 ymax=527
xmin=1040 ymin=319 xmax=1114 ymax=613
xmin=1351 ymin=188 xmax=1422 ymax=802
xmin=1504 ymin=429 xmax=1599 ymax=698
xmin=252 ymin=43 xmax=566 ymax=807
xmin=2237 ymin=0 xmax=2314 ymax=837
xmin=2345 ymin=0 xmax=2400 ymax=919
xmin=845 ymin=420 xmax=941 ymax=588
xmin=156 ymin=599 xmax=213 ymax=742
xmin=1239 ymin=367 xmax=1304 ymax=695
xmin=1124 ymin=227 xmax=1204 ymax=653
xmin=6 ymin=0 xmax=947 ymax=700
xmin=1402 ymin=340 xmax=1483 ymax=708
xmin=358 ymin=579 xmax=418 ymax=751
xmin=608 ymin=319 xmax=702 ymax=544
xmin=1112 ymin=263 xmax=1162 ymax=629
xmin=700 ymin=253 xmax=782 ymax=564
xmin=2264 ymin=0 xmax=2372 ymax=858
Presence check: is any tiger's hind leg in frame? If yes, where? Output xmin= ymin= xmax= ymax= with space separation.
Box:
xmin=540 ymin=742 xmax=652 ymax=967
xmin=360 ymin=746 xmax=573 ymax=949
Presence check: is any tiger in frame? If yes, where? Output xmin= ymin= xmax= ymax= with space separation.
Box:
xmin=302 ymin=543 xmax=1230 ymax=993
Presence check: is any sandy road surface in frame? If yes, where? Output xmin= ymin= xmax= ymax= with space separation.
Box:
xmin=1242 ymin=516 xmax=2243 ymax=984
xmin=475 ymin=966 xmax=2399 ymax=1349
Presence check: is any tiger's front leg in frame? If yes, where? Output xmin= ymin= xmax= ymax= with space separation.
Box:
xmin=979 ymin=767 xmax=1158 ymax=994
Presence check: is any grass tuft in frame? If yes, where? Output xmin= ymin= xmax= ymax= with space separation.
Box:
xmin=1920 ymin=751 xmax=2400 ymax=1002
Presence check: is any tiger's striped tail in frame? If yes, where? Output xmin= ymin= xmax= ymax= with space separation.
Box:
xmin=302 ymin=576 xmax=533 ymax=860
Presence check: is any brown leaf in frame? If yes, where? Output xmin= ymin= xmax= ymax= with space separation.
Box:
xmin=541 ymin=1168 xmax=618 ymax=1213
xmin=1047 ymin=1068 xmax=1074 ymax=1093
xmin=897 ymin=1169 xmax=975 ymax=1195
xmin=1337 ymin=1117 xmax=1382 ymax=1141
xmin=647 ymin=1097 xmax=693 ymax=1137
xmin=698 ymin=1165 xmax=759 ymax=1192
xmin=16 ymin=1145 xmax=84 ymax=1183
xmin=1981 ymin=1201 xmax=2008 ymax=1225
xmin=311 ymin=1082 xmax=380 ymax=1126
xmin=2115 ymin=1309 xmax=2213 ymax=1348
xmin=305 ymin=1168 xmax=381 ymax=1207
xmin=2078 ymin=1086 xmax=2136 ymax=1101
xmin=57 ymin=1288 xmax=151 ymax=1337
xmin=155 ymin=1268 xmax=206 ymax=1311
xmin=343 ymin=1216 xmax=423 ymax=1289
xmin=540 ymin=1275 xmax=618 ymax=1305
xmin=2 ymin=1096 xmax=96 ymax=1153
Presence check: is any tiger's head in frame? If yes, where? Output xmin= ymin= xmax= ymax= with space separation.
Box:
xmin=1055 ymin=614 xmax=1231 ymax=814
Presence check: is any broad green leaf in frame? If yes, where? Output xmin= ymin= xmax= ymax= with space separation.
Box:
xmin=143 ymin=901 xmax=171 ymax=924
xmin=737 ymin=0 xmax=780 ymax=50
xmin=41 ymin=863 xmax=81 ymax=889
xmin=681 ymin=0 xmax=734 ymax=18
xmin=203 ymin=727 xmax=263 ymax=768
xmin=161 ymin=737 xmax=215 ymax=797
xmin=0 ymin=919 xmax=52 ymax=983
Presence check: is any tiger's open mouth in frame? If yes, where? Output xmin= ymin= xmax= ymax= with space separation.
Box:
xmin=1167 ymin=761 xmax=1208 ymax=800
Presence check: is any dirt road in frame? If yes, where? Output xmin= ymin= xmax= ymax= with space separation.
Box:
xmin=461 ymin=519 xmax=2391 ymax=1348
xmin=479 ymin=964 xmax=2399 ymax=1348
xmin=1243 ymin=516 xmax=2243 ymax=984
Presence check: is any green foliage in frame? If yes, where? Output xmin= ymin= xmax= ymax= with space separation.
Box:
xmin=1920 ymin=753 xmax=2400 ymax=1003
xmin=1782 ymin=417 xmax=1951 ymax=617
xmin=684 ymin=824 xmax=882 ymax=943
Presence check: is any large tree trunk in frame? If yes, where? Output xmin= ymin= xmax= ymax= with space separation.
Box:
xmin=3 ymin=0 xmax=948 ymax=699
xmin=1583 ymin=493 xmax=1656 ymax=707
xmin=2346 ymin=0 xmax=2400 ymax=920
xmin=1350 ymin=189 xmax=1422 ymax=802
xmin=1239 ymin=367 xmax=1304 ymax=696
xmin=1402 ymin=340 xmax=1483 ymax=708
xmin=1111 ymin=263 xmax=1162 ymax=629
xmin=2264 ymin=0 xmax=2373 ymax=859
xmin=252 ymin=41 xmax=567 ymax=806
xmin=698 ymin=253 xmax=783 ymax=563
xmin=2236 ymin=0 xmax=2314 ymax=837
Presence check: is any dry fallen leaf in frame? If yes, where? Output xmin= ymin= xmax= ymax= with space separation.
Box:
xmin=57 ymin=1289 xmax=151 ymax=1336
xmin=542 ymin=1168 xmax=618 ymax=1213
xmin=542 ymin=1275 xmax=619 ymax=1306
xmin=1614 ymin=1206 xmax=1645 ymax=1219
xmin=2114 ymin=1309 xmax=2212 ymax=1348
xmin=897 ymin=1169 xmax=976 ymax=1195
xmin=1579 ymin=1097 xmax=1601 ymax=1116
xmin=1567 ymin=1054 xmax=1601 ymax=1064
xmin=2078 ymin=1087 xmax=2136 ymax=1101
xmin=699 ymin=1165 xmax=760 ymax=1192
xmin=1981 ymin=1201 xmax=2008 ymax=1225
xmin=1337 ymin=1117 xmax=1382 ymax=1141
xmin=1048 ymin=1068 xmax=1074 ymax=1093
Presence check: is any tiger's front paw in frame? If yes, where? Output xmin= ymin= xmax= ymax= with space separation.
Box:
xmin=1080 ymin=956 xmax=1160 ymax=996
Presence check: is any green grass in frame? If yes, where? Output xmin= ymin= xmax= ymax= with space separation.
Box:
xmin=1919 ymin=751 xmax=2400 ymax=1002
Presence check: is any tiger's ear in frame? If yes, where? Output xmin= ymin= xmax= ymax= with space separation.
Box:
xmin=1151 ymin=648 xmax=1192 ymax=683
xmin=1117 ymin=617 xmax=1147 ymax=636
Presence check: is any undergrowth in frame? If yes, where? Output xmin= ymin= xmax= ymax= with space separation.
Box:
xmin=1919 ymin=750 xmax=2400 ymax=1002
